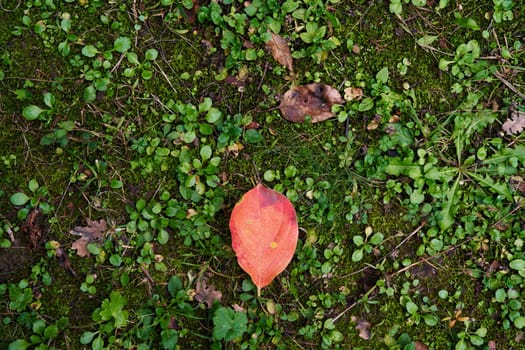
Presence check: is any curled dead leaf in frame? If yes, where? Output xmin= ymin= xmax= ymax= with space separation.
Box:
xmin=415 ymin=341 xmax=429 ymax=350
xmin=22 ymin=209 xmax=45 ymax=251
xmin=267 ymin=32 xmax=293 ymax=72
xmin=232 ymin=303 xmax=246 ymax=312
xmin=344 ymin=87 xmax=363 ymax=102
xmin=367 ymin=115 xmax=382 ymax=131
xmin=195 ymin=278 xmax=222 ymax=308
xmin=279 ymin=83 xmax=344 ymax=123
xmin=355 ymin=319 xmax=371 ymax=340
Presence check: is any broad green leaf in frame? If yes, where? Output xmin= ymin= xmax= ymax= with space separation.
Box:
xmin=212 ymin=307 xmax=248 ymax=342
xmin=376 ymin=67 xmax=389 ymax=84
xmin=200 ymin=145 xmax=212 ymax=161
xmin=455 ymin=339 xmax=467 ymax=350
xmin=352 ymin=249 xmax=363 ymax=262
xmin=357 ymin=97 xmax=374 ymax=112
xmin=8 ymin=339 xmax=30 ymax=350
xmin=484 ymin=145 xmax=525 ymax=165
xmin=385 ymin=158 xmax=422 ymax=179
xmin=475 ymin=327 xmax=487 ymax=337
xmin=161 ymin=329 xmax=179 ymax=349
xmin=81 ymin=44 xmax=98 ymax=57
xmin=423 ymin=314 xmax=438 ymax=326
xmin=353 ymin=235 xmax=364 ymax=246
xmin=410 ymin=189 xmax=425 ymax=204
xmin=126 ymin=52 xmax=140 ymax=65
xmin=83 ymin=85 xmax=96 ymax=102
xmin=405 ymin=301 xmax=418 ymax=315
xmin=43 ymin=324 xmax=59 ymax=339
xmin=168 ymin=275 xmax=183 ymax=296
xmin=369 ymin=233 xmax=384 ymax=245
xmin=28 ymin=179 xmax=39 ymax=192
xmin=158 ymin=228 xmax=169 ymax=244
xmin=92 ymin=336 xmax=104 ymax=350
xmin=424 ymin=167 xmax=458 ymax=182
xmin=417 ymin=35 xmax=438 ymax=46
xmin=80 ymin=331 xmax=96 ymax=344
xmin=438 ymin=176 xmax=460 ymax=231
xmin=22 ymin=105 xmax=46 ymax=120
xmin=145 ymin=48 xmax=158 ymax=61
xmin=43 ymin=93 xmax=55 ymax=108
xmin=206 ymin=108 xmax=222 ymax=123
xmin=467 ymin=172 xmax=513 ymax=201
xmin=199 ymin=97 xmax=213 ymax=112
xmin=514 ymin=316 xmax=525 ymax=329
xmin=509 ymin=259 xmax=525 ymax=271
xmin=244 ymin=129 xmax=263 ymax=144
xmin=389 ymin=0 xmax=402 ymax=14
xmin=114 ymin=37 xmax=131 ymax=53
xmin=10 ymin=192 xmax=30 ymax=206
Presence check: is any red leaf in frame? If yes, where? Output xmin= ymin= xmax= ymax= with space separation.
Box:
xmin=229 ymin=184 xmax=298 ymax=296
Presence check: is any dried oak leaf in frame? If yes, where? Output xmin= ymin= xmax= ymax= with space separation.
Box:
xmin=195 ymin=278 xmax=222 ymax=308
xmin=502 ymin=110 xmax=525 ymax=135
xmin=267 ymin=32 xmax=293 ymax=72
xmin=70 ymin=218 xmax=107 ymax=257
xmin=279 ymin=83 xmax=344 ymax=123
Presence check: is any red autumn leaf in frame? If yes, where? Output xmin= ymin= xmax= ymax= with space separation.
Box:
xmin=229 ymin=184 xmax=298 ymax=296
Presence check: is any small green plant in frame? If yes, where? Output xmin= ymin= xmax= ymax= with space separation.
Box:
xmin=351 ymin=226 xmax=384 ymax=262
xmin=10 ymin=179 xmax=54 ymax=220
xmin=438 ymin=40 xmax=493 ymax=81
xmin=212 ymin=306 xmax=248 ymax=343
xmin=492 ymin=0 xmax=514 ymax=23
xmin=22 ymin=92 xmax=56 ymax=122
xmin=80 ymin=274 xmax=97 ymax=295
xmin=80 ymin=291 xmax=129 ymax=349
xmin=0 ymin=221 xmax=16 ymax=248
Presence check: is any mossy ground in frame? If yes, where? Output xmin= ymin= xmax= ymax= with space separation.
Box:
xmin=1 ymin=1 xmax=524 ymax=349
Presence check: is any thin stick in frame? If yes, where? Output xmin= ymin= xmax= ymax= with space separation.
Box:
xmin=495 ymin=71 xmax=525 ymax=100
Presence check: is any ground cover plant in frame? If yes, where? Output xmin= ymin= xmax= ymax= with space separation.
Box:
xmin=0 ymin=0 xmax=524 ymax=349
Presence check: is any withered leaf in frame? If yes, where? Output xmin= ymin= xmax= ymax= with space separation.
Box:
xmin=502 ymin=110 xmax=525 ymax=135
xmin=195 ymin=278 xmax=222 ymax=308
xmin=56 ymin=246 xmax=77 ymax=276
xmin=267 ymin=32 xmax=293 ymax=72
xmin=415 ymin=341 xmax=429 ymax=350
xmin=279 ymin=83 xmax=344 ymax=123
xmin=344 ymin=87 xmax=363 ymax=102
xmin=355 ymin=319 xmax=371 ymax=340
xmin=70 ymin=218 xmax=107 ymax=257
xmin=22 ymin=209 xmax=45 ymax=251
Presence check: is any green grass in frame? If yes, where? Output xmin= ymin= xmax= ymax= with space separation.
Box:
xmin=1 ymin=0 xmax=525 ymax=349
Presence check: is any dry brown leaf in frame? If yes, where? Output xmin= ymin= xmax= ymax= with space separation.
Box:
xmin=279 ymin=83 xmax=344 ymax=123
xmin=267 ymin=32 xmax=293 ymax=72
xmin=355 ymin=319 xmax=371 ymax=340
xmin=22 ymin=209 xmax=45 ymax=251
xmin=367 ymin=115 xmax=382 ymax=131
xmin=344 ymin=87 xmax=363 ymax=101
xmin=502 ymin=110 xmax=525 ymax=135
xmin=70 ymin=218 xmax=107 ymax=257
xmin=415 ymin=341 xmax=429 ymax=350
xmin=56 ymin=246 xmax=77 ymax=276
xmin=510 ymin=175 xmax=525 ymax=193
xmin=232 ymin=303 xmax=246 ymax=312
xmin=195 ymin=278 xmax=222 ymax=308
